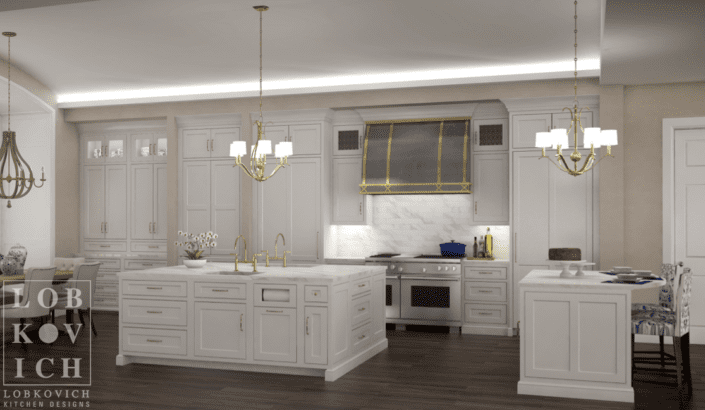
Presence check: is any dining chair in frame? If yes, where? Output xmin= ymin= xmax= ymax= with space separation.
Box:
xmin=1 ymin=267 xmax=58 ymax=343
xmin=631 ymin=266 xmax=692 ymax=393
xmin=51 ymin=262 xmax=101 ymax=337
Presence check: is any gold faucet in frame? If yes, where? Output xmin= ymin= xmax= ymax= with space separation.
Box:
xmin=233 ymin=235 xmax=247 ymax=271
xmin=269 ymin=233 xmax=291 ymax=267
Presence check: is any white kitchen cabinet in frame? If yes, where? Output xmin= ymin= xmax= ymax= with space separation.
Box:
xmin=472 ymin=153 xmax=509 ymax=223
xmin=512 ymin=150 xmax=595 ymax=326
xmin=253 ymin=307 xmax=297 ymax=363
xmin=130 ymin=163 xmax=167 ymax=240
xmin=183 ymin=128 xmax=240 ymax=159
xmin=194 ymin=302 xmax=247 ymax=360
xmin=130 ymin=132 xmax=168 ymax=163
xmin=473 ymin=119 xmax=508 ymax=152
xmin=181 ymin=160 xmax=240 ymax=256
xmin=83 ymin=165 xmax=127 ymax=240
xmin=512 ymin=112 xmax=593 ymax=149
xmin=332 ymin=157 xmax=365 ymax=224
xmin=82 ymin=134 xmax=127 ymax=164
xmin=304 ymin=306 xmax=328 ymax=365
xmin=252 ymin=123 xmax=322 ymax=157
xmin=333 ymin=124 xmax=365 ymax=156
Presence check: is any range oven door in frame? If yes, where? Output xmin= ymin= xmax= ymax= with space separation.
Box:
xmin=400 ymin=277 xmax=461 ymax=321
xmin=385 ymin=276 xmax=401 ymax=319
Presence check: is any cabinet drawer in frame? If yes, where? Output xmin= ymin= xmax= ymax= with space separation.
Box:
xmin=84 ymin=242 xmax=127 ymax=252
xmin=351 ymin=321 xmax=373 ymax=354
xmin=121 ymin=280 xmax=187 ymax=297
xmin=254 ymin=284 xmax=297 ymax=308
xmin=464 ymin=303 xmax=507 ymax=325
xmin=122 ymin=327 xmax=187 ymax=356
xmin=96 ymin=283 xmax=118 ymax=294
xmin=304 ymin=286 xmax=328 ymax=303
xmin=86 ymin=258 xmax=121 ymax=271
xmin=122 ymin=299 xmax=187 ymax=326
xmin=464 ymin=281 xmax=507 ymax=302
xmin=464 ymin=267 xmax=507 ymax=280
xmin=351 ymin=294 xmax=372 ymax=327
xmin=195 ymin=282 xmax=247 ymax=300
xmin=124 ymin=260 xmax=168 ymax=270
xmin=351 ymin=278 xmax=371 ymax=297
xmin=131 ymin=242 xmax=168 ymax=253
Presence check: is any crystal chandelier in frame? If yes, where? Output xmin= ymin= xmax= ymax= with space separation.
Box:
xmin=0 ymin=32 xmax=45 ymax=208
xmin=535 ymin=1 xmax=617 ymax=176
xmin=229 ymin=5 xmax=292 ymax=182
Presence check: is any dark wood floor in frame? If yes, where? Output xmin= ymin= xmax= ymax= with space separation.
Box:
xmin=2 ymin=312 xmax=701 ymax=410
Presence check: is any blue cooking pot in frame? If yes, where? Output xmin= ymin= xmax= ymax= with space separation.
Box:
xmin=440 ymin=240 xmax=466 ymax=257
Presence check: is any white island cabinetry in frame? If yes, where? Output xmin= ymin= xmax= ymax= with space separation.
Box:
xmin=116 ymin=263 xmax=387 ymax=381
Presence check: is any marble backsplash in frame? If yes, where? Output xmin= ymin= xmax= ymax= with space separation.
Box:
xmin=327 ymin=195 xmax=510 ymax=259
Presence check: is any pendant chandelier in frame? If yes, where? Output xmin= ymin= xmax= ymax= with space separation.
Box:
xmin=230 ymin=5 xmax=292 ymax=182
xmin=1 ymin=32 xmax=45 ymax=208
xmin=534 ymin=1 xmax=617 ymax=176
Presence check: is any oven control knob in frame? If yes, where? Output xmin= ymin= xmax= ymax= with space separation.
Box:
xmin=390 ymin=264 xmax=396 ymax=270
xmin=422 ymin=268 xmax=427 ymax=273
xmin=398 ymin=267 xmax=403 ymax=272
xmin=437 ymin=266 xmax=442 ymax=271
xmin=452 ymin=266 xmax=456 ymax=271
xmin=444 ymin=266 xmax=449 ymax=271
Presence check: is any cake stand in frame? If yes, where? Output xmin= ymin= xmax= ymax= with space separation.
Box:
xmin=547 ymin=259 xmax=586 ymax=278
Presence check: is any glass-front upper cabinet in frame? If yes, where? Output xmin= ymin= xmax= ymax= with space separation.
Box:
xmin=83 ymin=135 xmax=127 ymax=164
xmin=131 ymin=132 xmax=168 ymax=163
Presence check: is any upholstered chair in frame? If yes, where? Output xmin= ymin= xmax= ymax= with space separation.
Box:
xmin=2 ymin=267 xmax=58 ymax=343
xmin=51 ymin=262 xmax=101 ymax=337
xmin=631 ymin=267 xmax=692 ymax=393
xmin=53 ymin=257 xmax=86 ymax=281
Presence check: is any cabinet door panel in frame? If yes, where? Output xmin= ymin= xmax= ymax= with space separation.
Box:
xmin=474 ymin=119 xmax=508 ymax=152
xmin=473 ymin=153 xmax=508 ymax=223
xmin=332 ymin=158 xmax=364 ymax=224
xmin=211 ymin=160 xmax=239 ymax=254
xmin=182 ymin=161 xmax=211 ymax=243
xmin=289 ymin=124 xmax=321 ymax=156
xmin=83 ymin=137 xmax=105 ymax=164
xmin=513 ymin=152 xmax=550 ymax=265
xmin=83 ymin=166 xmax=105 ymax=239
xmin=304 ymin=307 xmax=328 ymax=365
xmin=333 ymin=125 xmax=364 ymax=156
xmin=154 ymin=163 xmax=168 ymax=240
xmin=253 ymin=307 xmax=297 ymax=363
xmin=553 ymin=111 xmax=593 ymax=150
xmin=290 ymin=158 xmax=321 ymax=262
xmin=105 ymin=165 xmax=127 ymax=239
xmin=131 ymin=132 xmax=155 ymax=163
xmin=258 ymin=163 xmax=291 ymax=259
xmin=183 ymin=129 xmax=211 ymax=159
xmin=195 ymin=302 xmax=247 ymax=359
xmin=105 ymin=135 xmax=127 ymax=163
xmin=154 ymin=133 xmax=168 ymax=162
xmin=131 ymin=164 xmax=154 ymax=240
xmin=512 ymin=114 xmax=552 ymax=149
xmin=211 ymin=128 xmax=240 ymax=158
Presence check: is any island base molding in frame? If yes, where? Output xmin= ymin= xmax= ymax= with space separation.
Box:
xmin=518 ymin=380 xmax=634 ymax=403
xmin=115 ymin=339 xmax=387 ymax=382
xmin=461 ymin=325 xmax=513 ymax=337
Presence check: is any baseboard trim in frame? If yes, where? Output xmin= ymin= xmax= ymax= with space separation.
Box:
xmin=461 ymin=325 xmax=513 ymax=337
xmin=325 ymin=338 xmax=388 ymax=381
xmin=518 ymin=380 xmax=633 ymax=403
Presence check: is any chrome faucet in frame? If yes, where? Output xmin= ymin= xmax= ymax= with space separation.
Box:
xmin=270 ymin=233 xmax=291 ymax=267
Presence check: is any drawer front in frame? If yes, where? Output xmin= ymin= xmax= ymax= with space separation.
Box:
xmin=464 ymin=281 xmax=507 ymax=302
xmin=304 ymin=286 xmax=328 ymax=303
xmin=195 ymin=282 xmax=247 ymax=300
xmin=254 ymin=284 xmax=297 ymax=308
xmin=96 ymin=283 xmax=118 ymax=294
xmin=131 ymin=242 xmax=168 ymax=253
xmin=122 ymin=299 xmax=188 ymax=326
xmin=351 ymin=278 xmax=371 ymax=297
xmin=121 ymin=280 xmax=187 ymax=297
xmin=464 ymin=267 xmax=507 ymax=280
xmin=84 ymin=241 xmax=127 ymax=252
xmin=464 ymin=303 xmax=507 ymax=325
xmin=351 ymin=294 xmax=372 ymax=327
xmin=122 ymin=327 xmax=187 ymax=356
xmin=86 ymin=258 xmax=121 ymax=271
xmin=125 ymin=260 xmax=168 ymax=270
xmin=351 ymin=321 xmax=373 ymax=354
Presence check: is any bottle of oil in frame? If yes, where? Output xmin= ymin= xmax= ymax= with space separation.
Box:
xmin=473 ymin=237 xmax=478 ymax=258
xmin=484 ymin=227 xmax=493 ymax=258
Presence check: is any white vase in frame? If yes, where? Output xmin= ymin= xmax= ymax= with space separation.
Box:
xmin=184 ymin=259 xmax=207 ymax=269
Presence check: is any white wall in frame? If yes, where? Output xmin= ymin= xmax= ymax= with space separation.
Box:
xmin=0 ymin=112 xmax=55 ymax=267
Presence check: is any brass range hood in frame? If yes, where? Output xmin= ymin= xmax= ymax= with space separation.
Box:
xmin=359 ymin=117 xmax=472 ymax=195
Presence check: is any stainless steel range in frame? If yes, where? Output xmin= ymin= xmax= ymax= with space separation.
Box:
xmin=365 ymin=253 xmax=462 ymax=331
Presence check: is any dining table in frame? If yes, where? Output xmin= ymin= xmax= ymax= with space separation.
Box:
xmin=1 ymin=268 xmax=76 ymax=305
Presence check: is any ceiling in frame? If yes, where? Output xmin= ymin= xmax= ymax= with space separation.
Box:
xmin=0 ymin=0 xmax=702 ymax=109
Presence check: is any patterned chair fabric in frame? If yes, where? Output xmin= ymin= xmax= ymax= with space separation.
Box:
xmin=54 ymin=258 xmax=86 ymax=274
xmin=632 ymin=263 xmax=678 ymax=313
xmin=632 ymin=268 xmax=692 ymax=337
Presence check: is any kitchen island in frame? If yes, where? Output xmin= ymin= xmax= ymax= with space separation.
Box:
xmin=116 ymin=263 xmax=387 ymax=381
xmin=517 ymin=269 xmax=665 ymax=403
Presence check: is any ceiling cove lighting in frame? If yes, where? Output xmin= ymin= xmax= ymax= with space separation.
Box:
xmin=229 ymin=5 xmax=291 ymax=182
xmin=534 ymin=0 xmax=616 ymax=176
xmin=0 ymin=32 xmax=46 ymax=208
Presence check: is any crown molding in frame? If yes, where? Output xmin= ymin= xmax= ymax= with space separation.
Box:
xmin=500 ymin=95 xmax=599 ymax=113
xmin=355 ymin=103 xmax=478 ymax=123
xmin=249 ymin=109 xmax=334 ymax=124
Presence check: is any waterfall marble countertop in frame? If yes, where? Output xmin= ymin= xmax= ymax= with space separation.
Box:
xmin=117 ymin=262 xmax=386 ymax=283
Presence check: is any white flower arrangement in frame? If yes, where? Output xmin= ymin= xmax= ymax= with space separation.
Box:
xmin=175 ymin=231 xmax=218 ymax=259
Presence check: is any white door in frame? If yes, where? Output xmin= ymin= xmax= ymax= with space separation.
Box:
xmin=194 ymin=302 xmax=247 ymax=359
xmin=304 ymin=306 xmax=328 ymax=365
xmin=512 ymin=114 xmax=552 ymax=149
xmin=553 ymin=111 xmax=593 ymax=150
xmin=257 ymin=162 xmax=291 ymax=259
xmin=83 ymin=165 xmax=105 ymax=239
xmin=473 ymin=153 xmax=509 ymax=223
xmin=104 ymin=165 xmax=127 ymax=239
xmin=182 ymin=161 xmax=211 ymax=243
xmin=675 ymin=128 xmax=705 ymax=339
xmin=289 ymin=124 xmax=322 ymax=156
xmin=154 ymin=163 xmax=168 ymax=240
xmin=332 ymin=157 xmax=365 ymax=224
xmin=210 ymin=160 xmax=239 ymax=255
xmin=131 ymin=164 xmax=154 ymax=240
xmin=290 ymin=157 xmax=321 ymax=262
xmin=253 ymin=307 xmax=297 ymax=363
xmin=183 ymin=129 xmax=211 ymax=159
xmin=211 ymin=128 xmax=240 ymax=158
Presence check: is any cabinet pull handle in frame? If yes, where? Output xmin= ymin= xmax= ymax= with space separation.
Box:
xmin=212 ymin=289 xmax=228 ymax=292
xmin=360 ymin=203 xmax=362 ymax=215
xmin=317 ymin=232 xmax=319 ymax=260
xmin=478 ymin=290 xmax=493 ymax=293
xmin=306 ymin=317 xmax=309 ymax=335
xmin=478 ymin=312 xmax=492 ymax=316
xmin=475 ymin=130 xmax=478 ymax=145
xmin=146 ymin=287 xmax=162 ymax=290
xmin=146 ymin=311 xmax=162 ymax=314
xmin=99 ymin=245 xmax=110 ymax=248
xmin=358 ymin=284 xmax=366 ymax=288
xmin=514 ymin=232 xmax=517 ymax=262
xmin=266 ymin=310 xmax=283 ymax=313
xmin=153 ymin=222 xmax=157 ymax=233
xmin=143 ymin=263 xmax=153 ymax=266
xmin=105 ymin=222 xmax=108 ymax=233
xmin=146 ymin=339 xmax=162 ymax=343
xmin=148 ymin=246 xmax=159 ymax=249
xmin=478 ymin=271 xmax=493 ymax=275
xmin=206 ymin=139 xmax=209 ymax=151
xmin=475 ymin=201 xmax=477 ymax=214
xmin=358 ymin=334 xmax=366 ymax=340
xmin=358 ymin=307 xmax=366 ymax=312
xmin=240 ymin=313 xmax=243 ymax=331
xmin=100 ymin=222 xmax=103 ymax=233
xmin=211 ymin=139 xmax=214 ymax=151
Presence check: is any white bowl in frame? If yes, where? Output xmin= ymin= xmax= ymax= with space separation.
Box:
xmin=184 ymin=259 xmax=207 ymax=269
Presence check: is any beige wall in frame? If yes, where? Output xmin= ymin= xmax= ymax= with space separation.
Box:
xmin=54 ymin=108 xmax=80 ymax=257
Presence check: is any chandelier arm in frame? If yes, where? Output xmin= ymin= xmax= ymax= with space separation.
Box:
xmin=555 ymin=152 xmax=573 ymax=172
xmin=261 ymin=162 xmax=285 ymax=182
xmin=542 ymin=154 xmax=571 ymax=174
xmin=588 ymin=152 xmax=614 ymax=169
xmin=11 ymin=140 xmax=35 ymax=191
xmin=8 ymin=144 xmax=26 ymax=198
xmin=236 ymin=161 xmax=256 ymax=179
xmin=574 ymin=152 xmax=596 ymax=174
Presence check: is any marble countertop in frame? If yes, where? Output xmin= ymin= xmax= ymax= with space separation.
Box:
xmin=117 ymin=262 xmax=386 ymax=283
xmin=519 ymin=270 xmax=666 ymax=291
